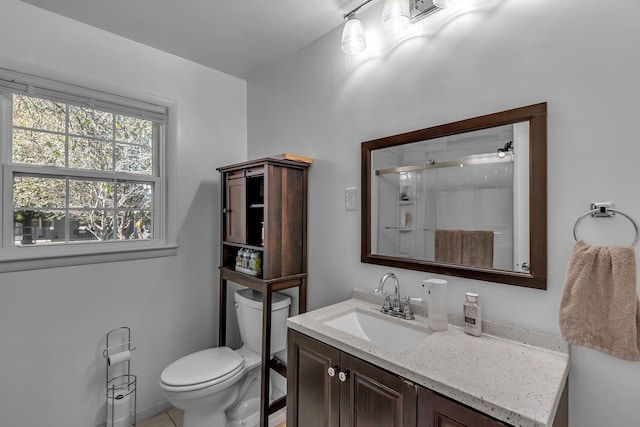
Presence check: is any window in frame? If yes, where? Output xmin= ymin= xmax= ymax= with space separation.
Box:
xmin=0 ymin=68 xmax=175 ymax=270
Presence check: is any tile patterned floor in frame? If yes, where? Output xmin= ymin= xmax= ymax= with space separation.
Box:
xmin=136 ymin=407 xmax=285 ymax=427
xmin=137 ymin=407 xmax=183 ymax=427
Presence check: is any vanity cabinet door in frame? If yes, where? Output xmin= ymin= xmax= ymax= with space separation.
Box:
xmin=287 ymin=329 xmax=341 ymax=427
xmin=340 ymin=352 xmax=417 ymax=427
xmin=288 ymin=329 xmax=417 ymax=427
xmin=417 ymin=388 xmax=509 ymax=427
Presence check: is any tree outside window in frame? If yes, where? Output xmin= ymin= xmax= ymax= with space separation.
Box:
xmin=11 ymin=93 xmax=157 ymax=245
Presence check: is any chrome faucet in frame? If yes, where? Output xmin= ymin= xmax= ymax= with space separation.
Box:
xmin=376 ymin=272 xmax=414 ymax=320
xmin=378 ymin=272 xmax=401 ymax=311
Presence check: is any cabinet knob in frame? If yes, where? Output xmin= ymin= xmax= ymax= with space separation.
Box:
xmin=327 ymin=366 xmax=339 ymax=377
xmin=338 ymin=370 xmax=349 ymax=382
xmin=223 ymin=208 xmax=228 ymax=214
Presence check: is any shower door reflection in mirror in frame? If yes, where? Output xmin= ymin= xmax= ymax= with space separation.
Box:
xmin=362 ymin=103 xmax=547 ymax=289
xmin=371 ymin=122 xmax=529 ymax=272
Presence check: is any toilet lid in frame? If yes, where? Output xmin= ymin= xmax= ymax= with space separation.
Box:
xmin=160 ymin=347 xmax=245 ymax=388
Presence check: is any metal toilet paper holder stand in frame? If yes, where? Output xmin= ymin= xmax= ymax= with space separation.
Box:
xmin=103 ymin=327 xmax=137 ymax=426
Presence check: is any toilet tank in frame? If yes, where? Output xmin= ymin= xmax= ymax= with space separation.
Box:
xmin=234 ymin=289 xmax=292 ymax=355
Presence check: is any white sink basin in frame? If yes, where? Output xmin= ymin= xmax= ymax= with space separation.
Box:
xmin=323 ymin=309 xmax=431 ymax=352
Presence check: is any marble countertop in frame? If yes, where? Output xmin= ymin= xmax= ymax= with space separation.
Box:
xmin=286 ymin=289 xmax=569 ymax=427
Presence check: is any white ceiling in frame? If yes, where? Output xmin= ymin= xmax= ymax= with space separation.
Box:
xmin=21 ymin=0 xmax=366 ymax=80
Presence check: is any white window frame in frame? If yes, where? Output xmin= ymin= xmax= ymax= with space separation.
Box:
xmin=0 ymin=68 xmax=177 ymax=272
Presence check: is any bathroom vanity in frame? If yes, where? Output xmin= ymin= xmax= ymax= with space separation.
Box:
xmin=286 ymin=290 xmax=568 ymax=427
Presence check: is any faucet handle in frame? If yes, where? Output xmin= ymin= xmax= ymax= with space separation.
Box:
xmin=382 ymin=293 xmax=392 ymax=311
xmin=402 ymin=296 xmax=411 ymax=313
xmin=402 ymin=296 xmax=415 ymax=320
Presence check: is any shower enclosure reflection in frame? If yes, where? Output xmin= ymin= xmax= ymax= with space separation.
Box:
xmin=361 ymin=103 xmax=547 ymax=289
xmin=372 ymin=122 xmax=529 ymax=271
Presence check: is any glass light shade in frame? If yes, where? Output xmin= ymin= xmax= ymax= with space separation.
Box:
xmin=433 ymin=0 xmax=460 ymax=8
xmin=341 ymin=15 xmax=366 ymax=54
xmin=382 ymin=0 xmax=410 ymax=33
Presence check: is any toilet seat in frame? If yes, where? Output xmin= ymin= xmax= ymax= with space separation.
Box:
xmin=160 ymin=347 xmax=245 ymax=392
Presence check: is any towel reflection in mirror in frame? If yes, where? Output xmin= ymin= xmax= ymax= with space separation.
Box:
xmin=435 ymin=229 xmax=494 ymax=268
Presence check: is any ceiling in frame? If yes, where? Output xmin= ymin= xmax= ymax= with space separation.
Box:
xmin=21 ymin=0 xmax=367 ymax=80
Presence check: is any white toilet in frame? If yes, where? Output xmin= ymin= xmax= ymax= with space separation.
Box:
xmin=160 ymin=289 xmax=291 ymax=427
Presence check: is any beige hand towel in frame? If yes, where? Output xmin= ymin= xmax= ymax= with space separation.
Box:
xmin=462 ymin=230 xmax=494 ymax=268
xmin=559 ymin=240 xmax=640 ymax=361
xmin=435 ymin=229 xmax=463 ymax=264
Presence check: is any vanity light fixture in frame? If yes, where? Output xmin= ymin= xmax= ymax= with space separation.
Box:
xmin=382 ymin=0 xmax=411 ymax=33
xmin=433 ymin=0 xmax=460 ymax=8
xmin=342 ymin=13 xmax=367 ymax=54
xmin=340 ymin=0 xmax=447 ymax=54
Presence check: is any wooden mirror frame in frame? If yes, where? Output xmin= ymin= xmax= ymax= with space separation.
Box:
xmin=361 ymin=103 xmax=547 ymax=289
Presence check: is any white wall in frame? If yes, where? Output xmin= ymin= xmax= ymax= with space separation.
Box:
xmin=247 ymin=0 xmax=640 ymax=425
xmin=0 ymin=1 xmax=247 ymax=426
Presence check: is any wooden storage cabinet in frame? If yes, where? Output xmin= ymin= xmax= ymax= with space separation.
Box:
xmin=220 ymin=160 xmax=307 ymax=280
xmin=288 ymin=329 xmax=416 ymax=427
xmin=217 ymin=157 xmax=310 ymax=427
xmin=288 ymin=329 xmax=515 ymax=427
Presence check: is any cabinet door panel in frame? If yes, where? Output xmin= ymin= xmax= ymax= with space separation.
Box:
xmin=287 ymin=330 xmax=340 ymax=427
xmin=340 ymin=352 xmax=417 ymax=427
xmin=417 ymin=388 xmax=508 ymax=427
xmin=433 ymin=415 xmax=465 ymax=427
xmin=264 ymin=165 xmax=306 ymax=279
xmin=225 ymin=176 xmax=246 ymax=243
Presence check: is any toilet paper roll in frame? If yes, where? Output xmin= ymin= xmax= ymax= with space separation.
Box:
xmin=107 ymin=389 xmax=132 ymax=423
xmin=107 ymin=350 xmax=131 ymax=367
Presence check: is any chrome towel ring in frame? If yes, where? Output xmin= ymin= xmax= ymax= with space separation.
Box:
xmin=573 ymin=203 xmax=640 ymax=247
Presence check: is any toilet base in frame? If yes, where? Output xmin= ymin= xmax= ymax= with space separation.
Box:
xmin=227 ymin=385 xmax=286 ymax=427
xmin=226 ymin=398 xmax=286 ymax=427
xmin=227 ymin=396 xmax=260 ymax=427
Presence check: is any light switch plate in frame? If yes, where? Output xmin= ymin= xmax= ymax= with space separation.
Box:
xmin=345 ymin=187 xmax=358 ymax=211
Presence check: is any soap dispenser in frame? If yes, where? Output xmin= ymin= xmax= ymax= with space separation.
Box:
xmin=463 ymin=292 xmax=482 ymax=336
xmin=423 ymin=279 xmax=448 ymax=332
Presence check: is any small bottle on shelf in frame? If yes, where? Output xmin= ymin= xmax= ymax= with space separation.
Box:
xmin=235 ymin=249 xmax=243 ymax=268
xmin=400 ymin=185 xmax=409 ymax=201
xmin=249 ymin=251 xmax=257 ymax=271
xmin=254 ymin=251 xmax=262 ymax=274
xmin=242 ymin=250 xmax=250 ymax=269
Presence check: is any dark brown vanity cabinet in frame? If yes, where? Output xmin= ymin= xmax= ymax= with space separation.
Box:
xmin=218 ymin=157 xmax=310 ymax=427
xmin=417 ymin=388 xmax=508 ymax=427
xmin=340 ymin=351 xmax=417 ymax=427
xmin=287 ymin=329 xmax=416 ymax=427
xmin=287 ymin=330 xmax=340 ymax=427
xmin=287 ymin=329 xmax=520 ymax=427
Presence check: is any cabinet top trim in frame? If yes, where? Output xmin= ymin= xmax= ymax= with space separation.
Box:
xmin=217 ymin=157 xmax=311 ymax=172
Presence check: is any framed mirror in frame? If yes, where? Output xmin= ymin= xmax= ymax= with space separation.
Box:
xmin=361 ymin=103 xmax=547 ymax=289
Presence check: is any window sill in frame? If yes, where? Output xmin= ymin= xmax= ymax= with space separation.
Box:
xmin=0 ymin=242 xmax=178 ymax=273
